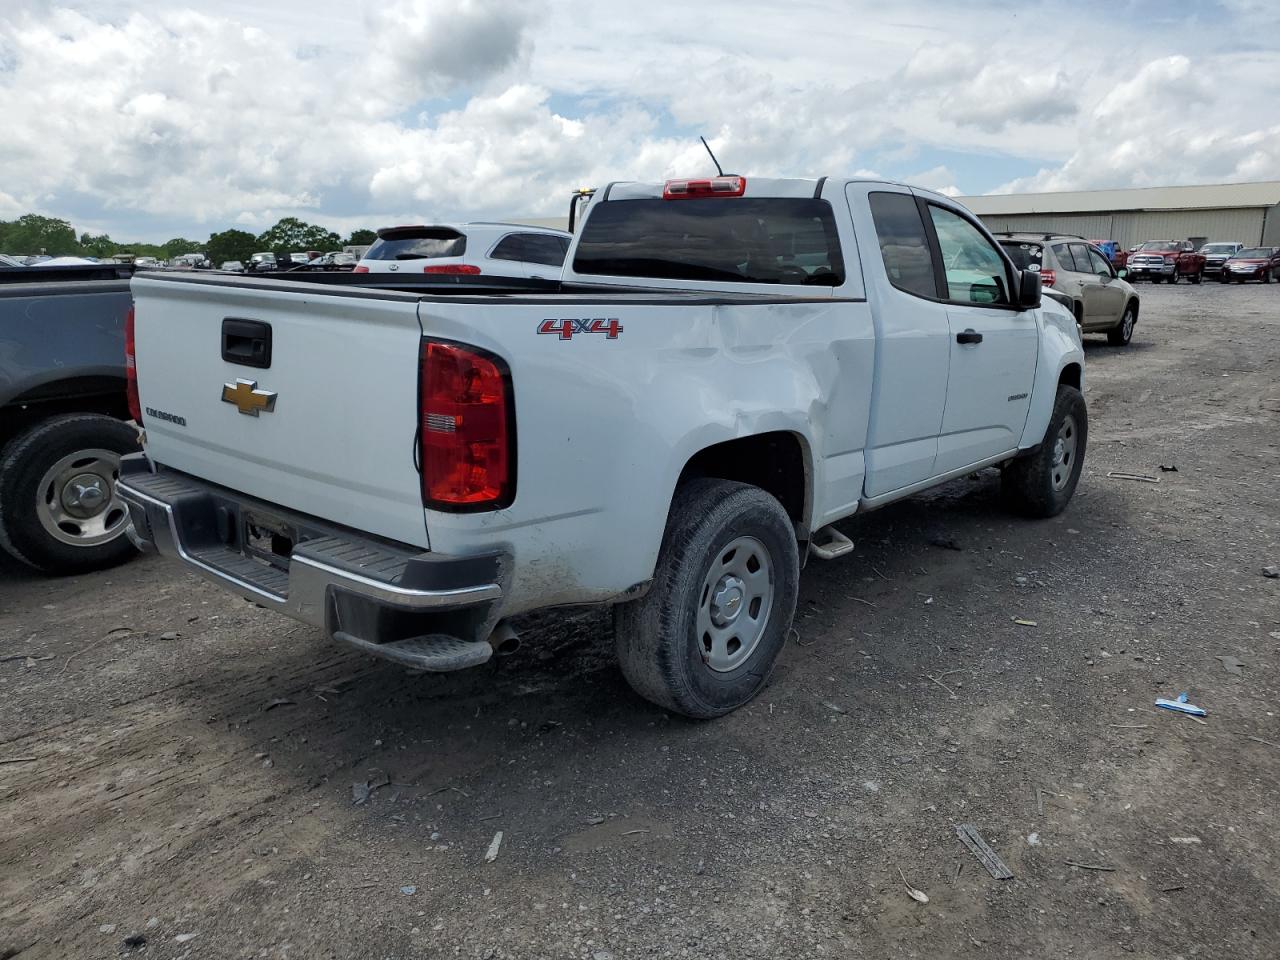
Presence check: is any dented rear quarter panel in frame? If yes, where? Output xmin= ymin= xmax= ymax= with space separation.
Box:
xmin=417 ymin=295 xmax=876 ymax=615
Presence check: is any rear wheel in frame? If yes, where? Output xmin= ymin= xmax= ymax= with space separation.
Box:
xmin=1107 ymin=303 xmax=1136 ymax=346
xmin=1001 ymin=385 xmax=1087 ymax=519
xmin=0 ymin=414 xmax=140 ymax=574
xmin=614 ymin=479 xmax=800 ymax=718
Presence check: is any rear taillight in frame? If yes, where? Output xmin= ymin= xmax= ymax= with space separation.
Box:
xmin=663 ymin=175 xmax=747 ymax=199
xmin=124 ymin=306 xmax=141 ymax=422
xmin=424 ymin=264 xmax=481 ymax=275
xmin=1040 ymin=269 xmax=1056 ymax=288
xmin=419 ymin=341 xmax=514 ymax=510
xmin=353 ymin=265 xmax=370 ymax=273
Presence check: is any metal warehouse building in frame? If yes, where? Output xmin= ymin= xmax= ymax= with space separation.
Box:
xmin=961 ymin=181 xmax=1280 ymax=248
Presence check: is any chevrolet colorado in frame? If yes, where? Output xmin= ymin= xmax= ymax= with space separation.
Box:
xmin=119 ymin=177 xmax=1086 ymax=717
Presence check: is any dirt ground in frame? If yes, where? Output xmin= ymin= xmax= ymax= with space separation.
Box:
xmin=2 ymin=282 xmax=1278 ymax=960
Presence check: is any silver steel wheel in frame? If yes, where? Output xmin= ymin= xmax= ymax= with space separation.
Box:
xmin=1050 ymin=415 xmax=1079 ymax=492
xmin=695 ymin=535 xmax=774 ymax=673
xmin=35 ymin=448 xmax=128 ymax=548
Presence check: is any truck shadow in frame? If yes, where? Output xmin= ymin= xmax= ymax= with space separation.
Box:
xmin=153 ymin=462 xmax=1133 ymax=860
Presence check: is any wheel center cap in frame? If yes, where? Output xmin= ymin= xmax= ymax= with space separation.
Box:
xmin=1052 ymin=437 xmax=1066 ymax=465
xmin=711 ymin=576 xmax=746 ymax=627
xmin=63 ymin=473 xmax=107 ymax=514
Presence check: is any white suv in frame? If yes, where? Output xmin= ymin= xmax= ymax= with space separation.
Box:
xmin=355 ymin=223 xmax=571 ymax=280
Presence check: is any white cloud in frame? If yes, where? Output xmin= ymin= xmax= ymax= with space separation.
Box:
xmin=994 ymin=54 xmax=1280 ymax=192
xmin=363 ymin=0 xmax=532 ymax=108
xmin=0 ymin=3 xmax=1277 ymax=240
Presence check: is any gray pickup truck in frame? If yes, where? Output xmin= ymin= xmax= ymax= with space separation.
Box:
xmin=0 ymin=263 xmax=140 ymax=573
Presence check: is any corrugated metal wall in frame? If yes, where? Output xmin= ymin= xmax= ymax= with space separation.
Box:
xmin=978 ymin=209 xmax=1267 ymax=247
xmin=1263 ymin=204 xmax=1280 ymax=245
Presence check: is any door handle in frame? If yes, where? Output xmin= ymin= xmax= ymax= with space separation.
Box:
xmin=956 ymin=329 xmax=983 ymax=345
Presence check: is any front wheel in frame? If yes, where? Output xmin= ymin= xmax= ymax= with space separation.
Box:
xmin=1190 ymin=270 xmax=1203 ymax=284
xmin=1001 ymin=385 xmax=1087 ymax=518
xmin=1166 ymin=270 xmax=1178 ymax=284
xmin=1264 ymin=271 xmax=1272 ymax=284
xmin=1107 ymin=304 xmax=1136 ymax=345
xmin=0 ymin=414 xmax=140 ymax=574
xmin=614 ymin=479 xmax=800 ymax=718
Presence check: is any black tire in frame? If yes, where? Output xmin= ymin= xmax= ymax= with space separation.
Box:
xmin=1264 ymin=271 xmax=1272 ymax=285
xmin=614 ymin=478 xmax=800 ymax=718
xmin=1190 ymin=270 xmax=1203 ymax=285
xmin=1107 ymin=303 xmax=1137 ymax=346
xmin=1166 ymin=270 xmax=1178 ymax=284
xmin=1001 ymin=385 xmax=1087 ymax=519
xmin=0 ymin=414 xmax=140 ymax=574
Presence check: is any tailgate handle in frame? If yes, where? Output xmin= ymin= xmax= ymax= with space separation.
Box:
xmin=222 ymin=318 xmax=272 ymax=369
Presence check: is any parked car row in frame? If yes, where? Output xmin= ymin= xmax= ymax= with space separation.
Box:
xmin=222 ymin=251 xmax=360 ymax=273
xmin=1125 ymin=240 xmax=1279 ymax=284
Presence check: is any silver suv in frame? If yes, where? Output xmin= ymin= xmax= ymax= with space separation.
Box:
xmin=998 ymin=234 xmax=1140 ymax=346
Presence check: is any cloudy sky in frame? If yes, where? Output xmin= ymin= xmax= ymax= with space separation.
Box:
xmin=2 ymin=0 xmax=1278 ymax=243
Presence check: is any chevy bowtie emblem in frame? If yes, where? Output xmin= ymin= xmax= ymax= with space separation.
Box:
xmin=221 ymin=378 xmax=278 ymax=416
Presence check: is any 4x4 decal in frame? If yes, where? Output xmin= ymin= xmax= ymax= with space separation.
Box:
xmin=538 ymin=318 xmax=623 ymax=340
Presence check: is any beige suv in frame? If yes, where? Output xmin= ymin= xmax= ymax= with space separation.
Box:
xmin=998 ymin=234 xmax=1140 ymax=346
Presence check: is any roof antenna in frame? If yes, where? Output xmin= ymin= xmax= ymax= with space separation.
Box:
xmin=700 ymin=136 xmax=725 ymax=177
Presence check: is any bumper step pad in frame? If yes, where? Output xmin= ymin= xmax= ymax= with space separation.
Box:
xmin=332 ymin=630 xmax=493 ymax=672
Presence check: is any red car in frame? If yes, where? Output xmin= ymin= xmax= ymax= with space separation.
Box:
xmin=1219 ymin=246 xmax=1280 ymax=283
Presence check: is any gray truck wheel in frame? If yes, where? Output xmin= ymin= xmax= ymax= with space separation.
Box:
xmin=614 ymin=479 xmax=799 ymax=719
xmin=1001 ymin=385 xmax=1087 ymax=519
xmin=0 ymin=414 xmax=140 ymax=575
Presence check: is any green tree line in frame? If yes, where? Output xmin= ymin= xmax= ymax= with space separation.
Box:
xmin=0 ymin=213 xmax=377 ymax=265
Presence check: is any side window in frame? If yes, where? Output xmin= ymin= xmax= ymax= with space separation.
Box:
xmin=1087 ymin=247 xmax=1113 ymax=276
xmin=926 ymin=205 xmax=1011 ymax=305
xmin=490 ymin=235 xmax=526 ymax=262
xmin=868 ymin=192 xmax=938 ymax=299
xmin=520 ymin=234 xmax=569 ymax=266
xmin=1051 ymin=243 xmax=1075 ymax=271
xmin=1068 ymin=243 xmax=1092 ymax=273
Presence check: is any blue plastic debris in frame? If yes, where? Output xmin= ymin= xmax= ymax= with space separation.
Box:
xmin=1155 ymin=692 xmax=1207 ymax=717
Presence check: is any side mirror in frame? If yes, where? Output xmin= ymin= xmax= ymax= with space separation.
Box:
xmin=1017 ymin=268 xmax=1042 ymax=309
xmin=1116 ymin=267 xmax=1128 ymax=279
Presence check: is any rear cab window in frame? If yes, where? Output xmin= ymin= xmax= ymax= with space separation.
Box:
xmin=572 ymin=198 xmax=845 ymax=286
xmin=365 ymin=227 xmax=467 ymax=261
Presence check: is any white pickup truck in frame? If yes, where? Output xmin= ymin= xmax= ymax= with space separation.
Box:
xmin=119 ymin=176 xmax=1086 ymax=718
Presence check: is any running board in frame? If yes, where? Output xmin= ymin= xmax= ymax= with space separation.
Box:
xmin=332 ymin=630 xmax=493 ymax=672
xmin=808 ymin=526 xmax=854 ymax=561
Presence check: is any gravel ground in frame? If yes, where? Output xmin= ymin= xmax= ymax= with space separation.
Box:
xmin=2 ymin=281 xmax=1278 ymax=960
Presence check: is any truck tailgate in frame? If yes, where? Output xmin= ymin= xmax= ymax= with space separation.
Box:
xmin=131 ymin=275 xmax=429 ymax=547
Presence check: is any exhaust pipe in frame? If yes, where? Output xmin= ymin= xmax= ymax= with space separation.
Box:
xmin=487 ymin=621 xmax=521 ymax=657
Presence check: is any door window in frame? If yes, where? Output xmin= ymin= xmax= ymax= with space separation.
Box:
xmin=927 ymin=205 xmax=1011 ymax=305
xmin=1068 ymin=243 xmax=1094 ymax=274
xmin=1087 ymin=247 xmax=1113 ymax=276
xmin=490 ymin=234 xmax=527 ymax=262
xmin=520 ymin=234 xmax=570 ymax=266
xmin=868 ymin=192 xmax=938 ymax=299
